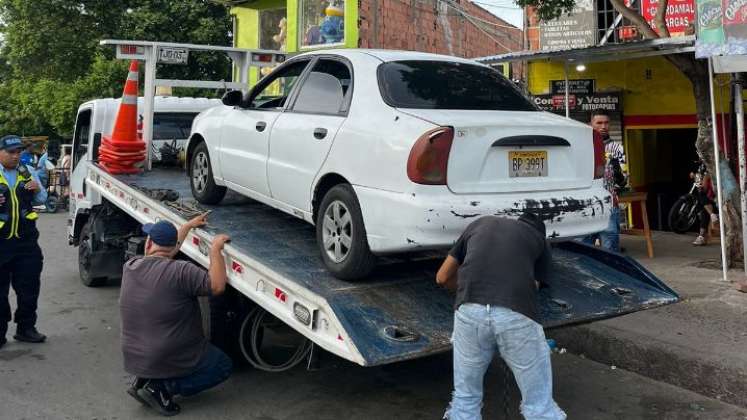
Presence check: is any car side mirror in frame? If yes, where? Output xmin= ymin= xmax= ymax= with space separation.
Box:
xmin=222 ymin=90 xmax=244 ymax=107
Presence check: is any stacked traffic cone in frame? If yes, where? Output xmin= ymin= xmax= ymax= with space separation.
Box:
xmin=98 ymin=60 xmax=146 ymax=174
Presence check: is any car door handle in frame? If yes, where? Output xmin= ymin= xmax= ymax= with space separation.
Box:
xmin=256 ymin=121 xmax=267 ymax=132
xmin=313 ymin=128 xmax=328 ymax=140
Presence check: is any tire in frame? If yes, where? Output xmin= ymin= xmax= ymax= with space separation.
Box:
xmin=668 ymin=195 xmax=699 ymax=234
xmin=78 ymin=221 xmax=107 ymax=287
xmin=45 ymin=192 xmax=59 ymax=213
xmin=316 ymin=184 xmax=376 ymax=280
xmin=189 ymin=142 xmax=227 ymax=204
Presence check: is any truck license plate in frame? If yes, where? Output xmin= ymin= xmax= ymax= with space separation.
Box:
xmin=509 ymin=151 xmax=548 ymax=178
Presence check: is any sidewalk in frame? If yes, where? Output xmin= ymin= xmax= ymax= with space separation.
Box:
xmin=548 ymin=231 xmax=747 ymax=408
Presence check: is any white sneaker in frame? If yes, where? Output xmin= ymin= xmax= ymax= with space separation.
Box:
xmin=693 ymin=235 xmax=706 ymax=246
xmin=711 ymin=213 xmax=719 ymax=224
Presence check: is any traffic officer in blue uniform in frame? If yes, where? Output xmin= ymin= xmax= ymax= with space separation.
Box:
xmin=0 ymin=135 xmax=48 ymax=348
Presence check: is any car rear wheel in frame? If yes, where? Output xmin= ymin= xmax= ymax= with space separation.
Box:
xmin=316 ymin=184 xmax=376 ymax=280
xmin=190 ymin=142 xmax=226 ymax=204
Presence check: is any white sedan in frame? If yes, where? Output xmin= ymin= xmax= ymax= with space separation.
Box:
xmin=187 ymin=49 xmax=611 ymax=280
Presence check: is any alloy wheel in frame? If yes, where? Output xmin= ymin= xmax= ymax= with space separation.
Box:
xmin=322 ymin=200 xmax=353 ymax=263
xmin=192 ymin=151 xmax=209 ymax=193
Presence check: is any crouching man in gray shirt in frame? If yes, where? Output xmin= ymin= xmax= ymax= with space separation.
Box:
xmin=120 ymin=214 xmax=231 ymax=416
xmin=437 ymin=212 xmax=566 ymax=420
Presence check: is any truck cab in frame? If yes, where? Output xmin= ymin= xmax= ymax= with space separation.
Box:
xmin=68 ymin=96 xmax=220 ymax=245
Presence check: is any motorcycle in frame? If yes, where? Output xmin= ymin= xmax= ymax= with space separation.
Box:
xmin=668 ymin=162 xmax=707 ymax=234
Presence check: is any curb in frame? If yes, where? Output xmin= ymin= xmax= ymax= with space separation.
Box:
xmin=550 ymin=324 xmax=747 ymax=408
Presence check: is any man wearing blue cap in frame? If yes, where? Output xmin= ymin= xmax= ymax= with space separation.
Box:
xmin=119 ymin=214 xmax=232 ymax=416
xmin=0 ymin=135 xmax=48 ymax=349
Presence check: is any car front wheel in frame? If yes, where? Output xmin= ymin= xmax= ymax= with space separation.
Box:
xmin=316 ymin=185 xmax=376 ymax=280
xmin=190 ymin=142 xmax=227 ymax=204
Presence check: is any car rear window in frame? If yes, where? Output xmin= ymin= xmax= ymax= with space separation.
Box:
xmin=378 ymin=60 xmax=537 ymax=111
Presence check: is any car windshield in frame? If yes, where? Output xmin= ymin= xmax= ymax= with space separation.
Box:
xmin=378 ymin=60 xmax=537 ymax=111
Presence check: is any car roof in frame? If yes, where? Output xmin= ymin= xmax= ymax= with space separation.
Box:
xmin=295 ymin=49 xmax=485 ymax=66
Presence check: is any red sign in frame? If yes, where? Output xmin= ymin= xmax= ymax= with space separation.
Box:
xmin=552 ymin=95 xmax=576 ymax=108
xmin=642 ymin=0 xmax=695 ymax=35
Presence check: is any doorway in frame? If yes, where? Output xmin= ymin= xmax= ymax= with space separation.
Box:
xmin=626 ymin=128 xmax=699 ymax=230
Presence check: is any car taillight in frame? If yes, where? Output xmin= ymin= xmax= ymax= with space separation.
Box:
xmin=407 ymin=127 xmax=454 ymax=185
xmin=593 ymin=131 xmax=605 ymax=179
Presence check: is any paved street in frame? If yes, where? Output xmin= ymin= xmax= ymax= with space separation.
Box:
xmin=1 ymin=213 xmax=746 ymax=420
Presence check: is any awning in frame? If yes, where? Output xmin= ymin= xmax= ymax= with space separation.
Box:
xmin=476 ymin=35 xmax=696 ymax=64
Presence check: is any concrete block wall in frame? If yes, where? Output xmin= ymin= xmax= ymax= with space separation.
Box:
xmin=358 ymin=0 xmax=523 ymax=75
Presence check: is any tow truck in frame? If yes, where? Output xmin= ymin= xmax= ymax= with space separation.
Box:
xmin=68 ymin=40 xmax=679 ymax=371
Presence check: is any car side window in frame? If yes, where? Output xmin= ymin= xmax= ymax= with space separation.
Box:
xmin=249 ymin=60 xmax=310 ymax=110
xmin=292 ymin=59 xmax=351 ymax=115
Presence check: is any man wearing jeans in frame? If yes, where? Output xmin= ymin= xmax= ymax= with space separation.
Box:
xmin=584 ymin=109 xmax=627 ymax=252
xmin=120 ymin=215 xmax=232 ymax=416
xmin=437 ymin=213 xmax=565 ymax=420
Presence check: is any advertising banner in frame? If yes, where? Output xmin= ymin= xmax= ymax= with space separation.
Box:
xmin=539 ymin=0 xmax=597 ymax=51
xmin=533 ymin=93 xmax=621 ymax=113
xmin=550 ymin=79 xmax=595 ymax=95
xmin=642 ymin=0 xmax=696 ymax=35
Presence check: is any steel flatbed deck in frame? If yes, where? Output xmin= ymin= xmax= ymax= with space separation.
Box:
xmin=86 ymin=165 xmax=678 ymax=366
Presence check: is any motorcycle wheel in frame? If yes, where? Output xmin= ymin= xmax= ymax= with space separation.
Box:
xmin=668 ymin=195 xmax=699 ymax=234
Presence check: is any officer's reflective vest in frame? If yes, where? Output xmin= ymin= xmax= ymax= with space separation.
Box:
xmin=0 ymin=165 xmax=39 ymax=240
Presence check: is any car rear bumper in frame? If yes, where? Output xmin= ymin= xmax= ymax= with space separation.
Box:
xmin=354 ymin=184 xmax=612 ymax=253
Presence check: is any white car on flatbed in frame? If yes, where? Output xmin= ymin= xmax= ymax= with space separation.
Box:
xmin=186 ymin=49 xmax=611 ymax=280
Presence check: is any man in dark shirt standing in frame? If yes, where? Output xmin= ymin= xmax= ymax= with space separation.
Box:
xmin=120 ymin=214 xmax=232 ymax=416
xmin=437 ymin=213 xmax=566 ymax=420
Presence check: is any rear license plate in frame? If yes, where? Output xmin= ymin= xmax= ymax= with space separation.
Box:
xmin=509 ymin=151 xmax=548 ymax=178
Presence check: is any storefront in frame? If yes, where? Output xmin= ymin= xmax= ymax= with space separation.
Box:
xmin=478 ymin=37 xmax=732 ymax=231
xmin=227 ymin=0 xmax=523 ymax=82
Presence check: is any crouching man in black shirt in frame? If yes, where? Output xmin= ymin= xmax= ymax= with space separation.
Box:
xmin=437 ymin=213 xmax=566 ymax=420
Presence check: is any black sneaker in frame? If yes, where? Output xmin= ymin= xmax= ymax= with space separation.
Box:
xmin=127 ymin=377 xmax=149 ymax=406
xmin=137 ymin=380 xmax=181 ymax=416
xmin=14 ymin=327 xmax=46 ymax=343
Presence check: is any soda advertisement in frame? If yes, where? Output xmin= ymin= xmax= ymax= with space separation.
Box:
xmin=695 ymin=0 xmax=747 ymax=56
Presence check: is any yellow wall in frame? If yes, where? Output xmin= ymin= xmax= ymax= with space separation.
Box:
xmin=528 ymin=57 xmax=697 ymax=119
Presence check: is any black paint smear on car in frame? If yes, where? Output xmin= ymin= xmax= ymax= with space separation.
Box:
xmin=451 ymin=210 xmax=480 ymax=219
xmin=495 ymin=196 xmax=605 ymax=224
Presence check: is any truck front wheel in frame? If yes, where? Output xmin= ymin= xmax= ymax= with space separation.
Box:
xmin=78 ymin=221 xmax=107 ymax=287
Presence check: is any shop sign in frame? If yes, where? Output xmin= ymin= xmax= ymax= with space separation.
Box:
xmin=539 ymin=0 xmax=597 ymax=51
xmin=533 ymin=93 xmax=621 ymax=113
xmin=550 ymin=79 xmax=595 ymax=95
xmin=642 ymin=0 xmax=695 ymax=36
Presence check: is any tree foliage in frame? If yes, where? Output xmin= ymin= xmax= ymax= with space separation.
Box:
xmin=0 ymin=0 xmax=231 ymax=139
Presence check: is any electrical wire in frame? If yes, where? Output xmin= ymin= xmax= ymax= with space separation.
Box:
xmin=444 ymin=0 xmax=523 ymax=30
xmin=441 ymin=0 xmax=520 ymax=52
xmin=239 ymin=308 xmax=312 ymax=372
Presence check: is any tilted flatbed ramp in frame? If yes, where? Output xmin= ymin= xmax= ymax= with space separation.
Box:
xmin=86 ymin=165 xmax=678 ymax=366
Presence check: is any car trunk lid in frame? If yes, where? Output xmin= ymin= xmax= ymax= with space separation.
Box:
xmin=400 ymin=109 xmax=594 ymax=194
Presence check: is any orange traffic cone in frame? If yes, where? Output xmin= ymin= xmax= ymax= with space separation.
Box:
xmin=99 ymin=60 xmax=147 ymax=174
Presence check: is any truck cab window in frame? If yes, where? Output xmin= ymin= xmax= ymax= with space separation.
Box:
xmin=72 ymin=109 xmax=92 ymax=170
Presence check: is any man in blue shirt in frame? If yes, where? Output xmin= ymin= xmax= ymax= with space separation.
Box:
xmin=0 ymin=135 xmax=48 ymax=349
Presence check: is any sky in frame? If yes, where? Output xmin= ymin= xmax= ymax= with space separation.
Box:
xmin=472 ymin=0 xmax=524 ymax=29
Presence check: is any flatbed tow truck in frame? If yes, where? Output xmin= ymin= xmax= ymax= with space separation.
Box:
xmin=69 ymin=40 xmax=679 ymax=371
